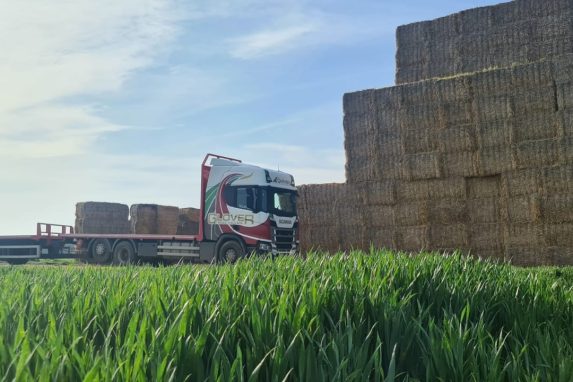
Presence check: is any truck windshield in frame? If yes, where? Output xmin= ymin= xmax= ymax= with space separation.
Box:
xmin=268 ymin=188 xmax=297 ymax=217
xmin=223 ymin=186 xmax=296 ymax=217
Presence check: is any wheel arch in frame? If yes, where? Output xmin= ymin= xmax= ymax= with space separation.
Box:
xmin=111 ymin=239 xmax=137 ymax=255
xmin=215 ymin=233 xmax=247 ymax=255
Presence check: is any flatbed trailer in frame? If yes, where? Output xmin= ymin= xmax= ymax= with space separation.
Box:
xmin=0 ymin=154 xmax=299 ymax=265
xmin=0 ymin=223 xmax=76 ymax=264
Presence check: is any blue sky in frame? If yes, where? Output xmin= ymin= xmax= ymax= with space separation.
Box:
xmin=0 ymin=0 xmax=503 ymax=234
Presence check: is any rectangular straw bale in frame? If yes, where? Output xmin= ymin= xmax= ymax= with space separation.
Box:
xmin=336 ymin=206 xmax=366 ymax=226
xmin=343 ymin=114 xmax=372 ymax=137
xmin=469 ymin=223 xmax=503 ymax=251
xmin=467 ymin=198 xmax=501 ymax=223
xmin=511 ymin=59 xmax=554 ymax=89
xmin=466 ymin=175 xmax=501 ymax=198
xmin=502 ymin=169 xmax=542 ymax=197
xmin=548 ymin=247 xmax=573 ymax=266
xmin=302 ymin=225 xmax=341 ymax=253
xmin=552 ymin=53 xmax=573 ymax=84
xmin=429 ymin=224 xmax=468 ymax=250
xmin=506 ymin=224 xmax=546 ymax=247
xmin=404 ymin=153 xmax=442 ymax=180
xmin=339 ymin=225 xmax=367 ymax=251
xmin=437 ymin=126 xmax=477 ymax=153
xmin=130 ymin=204 xmax=158 ymax=234
xmin=477 ymin=119 xmax=511 ymax=149
xmin=367 ymin=227 xmax=396 ymax=249
xmin=508 ymin=196 xmax=542 ymax=223
xmin=510 ymin=86 xmax=557 ymax=114
xmin=510 ymin=113 xmax=561 ymax=143
xmin=514 ymin=138 xmax=562 ymax=168
xmin=364 ymin=181 xmax=396 ymax=205
xmin=545 ymin=223 xmax=573 ymax=246
xmin=367 ymin=205 xmax=394 ymax=227
xmin=474 ymin=97 xmax=512 ymax=123
xmin=374 ymin=154 xmax=406 ymax=181
xmin=343 ymin=89 xmax=375 ymax=116
xmin=376 ymin=133 xmax=402 ymax=157
xmin=541 ymin=194 xmax=573 ymax=223
xmin=563 ymin=136 xmax=573 ymax=161
xmin=505 ymin=246 xmax=551 ymax=267
xmin=156 ymin=206 xmax=179 ymax=235
xmin=397 ymin=177 xmax=466 ymax=201
xmin=394 ymin=201 xmax=428 ymax=226
xmin=395 ymin=225 xmax=429 ymax=252
xmin=428 ymin=199 xmax=467 ymax=224
xmin=478 ymin=146 xmax=514 ymax=175
xmin=439 ymin=101 xmax=473 ymax=128
xmin=177 ymin=208 xmax=200 ymax=236
xmin=541 ymin=164 xmax=573 ymax=194
xmin=402 ymin=129 xmax=439 ymax=154
xmin=399 ymin=103 xmax=441 ymax=130
xmin=562 ymin=110 xmax=573 ymax=136
xmin=442 ymin=151 xmax=479 ymax=177
xmin=76 ymin=202 xmax=129 ymax=218
xmin=471 ymin=67 xmax=514 ymax=97
xmin=302 ymin=207 xmax=340 ymax=227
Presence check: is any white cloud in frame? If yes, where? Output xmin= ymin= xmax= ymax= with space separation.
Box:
xmin=229 ymin=24 xmax=318 ymax=59
xmin=0 ymin=0 xmax=181 ymax=157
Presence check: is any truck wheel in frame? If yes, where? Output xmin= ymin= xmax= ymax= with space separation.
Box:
xmin=113 ymin=242 xmax=136 ymax=266
xmin=90 ymin=239 xmax=112 ymax=264
xmin=217 ymin=240 xmax=244 ymax=264
xmin=6 ymin=259 xmax=28 ymax=265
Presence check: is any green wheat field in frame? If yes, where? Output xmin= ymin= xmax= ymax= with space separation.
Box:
xmin=1 ymin=252 xmax=572 ymax=381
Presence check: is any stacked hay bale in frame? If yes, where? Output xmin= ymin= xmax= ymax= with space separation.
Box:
xmin=177 ymin=208 xmax=200 ymax=235
xmin=75 ymin=202 xmax=130 ymax=234
xmin=299 ymin=0 xmax=573 ymax=265
xmin=130 ymin=204 xmax=180 ymax=235
xmin=396 ymin=0 xmax=573 ymax=84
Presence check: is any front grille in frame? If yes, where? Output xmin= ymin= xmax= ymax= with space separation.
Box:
xmin=272 ymin=228 xmax=295 ymax=252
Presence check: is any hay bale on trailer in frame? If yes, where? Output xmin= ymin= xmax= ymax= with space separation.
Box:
xmin=75 ymin=202 xmax=130 ymax=234
xmin=130 ymin=204 xmax=180 ymax=235
xmin=177 ymin=208 xmax=200 ymax=235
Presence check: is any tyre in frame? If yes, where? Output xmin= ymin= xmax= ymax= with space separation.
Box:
xmin=90 ymin=239 xmax=112 ymax=265
xmin=113 ymin=241 xmax=136 ymax=266
xmin=6 ymin=259 xmax=28 ymax=265
xmin=217 ymin=240 xmax=244 ymax=264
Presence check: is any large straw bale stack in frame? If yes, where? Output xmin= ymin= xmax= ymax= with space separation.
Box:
xmin=396 ymin=0 xmax=573 ymax=84
xmin=177 ymin=208 xmax=200 ymax=235
xmin=300 ymin=0 xmax=573 ymax=265
xmin=75 ymin=202 xmax=130 ymax=234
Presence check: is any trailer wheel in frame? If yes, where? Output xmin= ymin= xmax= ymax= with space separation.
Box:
xmin=217 ymin=240 xmax=244 ymax=264
xmin=113 ymin=241 xmax=135 ymax=266
xmin=90 ymin=239 xmax=112 ymax=264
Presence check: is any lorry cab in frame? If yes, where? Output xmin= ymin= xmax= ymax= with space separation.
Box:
xmin=199 ymin=155 xmax=299 ymax=261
